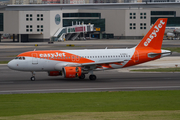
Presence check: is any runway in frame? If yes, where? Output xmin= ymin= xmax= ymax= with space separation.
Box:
xmin=0 ymin=64 xmax=180 ymax=94
xmin=0 ymin=39 xmax=180 ymax=94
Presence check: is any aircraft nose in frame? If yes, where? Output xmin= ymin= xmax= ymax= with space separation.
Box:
xmin=8 ymin=60 xmax=17 ymax=70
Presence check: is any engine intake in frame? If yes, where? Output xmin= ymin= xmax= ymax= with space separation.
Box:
xmin=63 ymin=67 xmax=82 ymax=78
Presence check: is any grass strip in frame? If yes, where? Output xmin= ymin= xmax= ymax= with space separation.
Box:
xmin=1 ymin=111 xmax=180 ymax=120
xmin=131 ymin=67 xmax=180 ymax=72
xmin=162 ymin=47 xmax=180 ymax=53
xmin=0 ymin=61 xmax=9 ymax=64
xmin=0 ymin=90 xmax=180 ymax=117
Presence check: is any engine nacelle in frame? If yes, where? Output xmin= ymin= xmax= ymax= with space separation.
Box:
xmin=48 ymin=71 xmax=62 ymax=76
xmin=63 ymin=67 xmax=82 ymax=78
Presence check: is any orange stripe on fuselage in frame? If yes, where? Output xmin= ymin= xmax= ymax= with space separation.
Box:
xmin=17 ymin=50 xmax=94 ymax=64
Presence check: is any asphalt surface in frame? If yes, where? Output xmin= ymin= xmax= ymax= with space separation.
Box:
xmin=0 ymin=64 xmax=180 ymax=94
xmin=0 ymin=39 xmax=180 ymax=94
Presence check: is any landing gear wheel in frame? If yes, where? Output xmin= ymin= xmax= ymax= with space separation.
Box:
xmin=79 ymin=73 xmax=85 ymax=79
xmin=89 ymin=75 xmax=96 ymax=80
xmin=31 ymin=76 xmax=35 ymax=81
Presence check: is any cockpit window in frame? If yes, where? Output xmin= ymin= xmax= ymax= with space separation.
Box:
xmin=14 ymin=57 xmax=26 ymax=60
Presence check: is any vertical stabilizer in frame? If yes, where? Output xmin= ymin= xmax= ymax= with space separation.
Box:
xmin=136 ymin=18 xmax=167 ymax=50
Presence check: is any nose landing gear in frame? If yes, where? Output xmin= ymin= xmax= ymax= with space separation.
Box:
xmin=31 ymin=71 xmax=35 ymax=81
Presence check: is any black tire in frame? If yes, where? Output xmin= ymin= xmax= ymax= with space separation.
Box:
xmin=31 ymin=77 xmax=35 ymax=81
xmin=89 ymin=75 xmax=96 ymax=80
xmin=79 ymin=73 xmax=85 ymax=79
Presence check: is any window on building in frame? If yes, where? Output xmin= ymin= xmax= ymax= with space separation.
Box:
xmin=63 ymin=13 xmax=101 ymax=18
xmin=26 ymin=25 xmax=29 ymax=28
xmin=130 ymin=23 xmax=132 ymax=26
xmin=30 ymin=14 xmax=32 ymax=17
xmin=130 ymin=13 xmax=132 ymax=15
xmin=41 ymin=29 xmax=43 ymax=32
xmin=144 ymin=13 xmax=146 ymax=15
xmin=0 ymin=13 xmax=3 ymax=31
xmin=133 ymin=16 xmax=136 ymax=19
xmin=37 ymin=25 xmax=39 ymax=28
xmin=26 ymin=18 xmax=29 ymax=21
xmin=140 ymin=13 xmax=143 ymax=15
xmin=41 ymin=14 xmax=43 ymax=17
xmin=30 ymin=29 xmax=32 ymax=32
xmin=144 ymin=16 xmax=146 ymax=19
xmin=26 ymin=29 xmax=29 ymax=32
xmin=130 ymin=27 xmax=132 ymax=29
xmin=37 ymin=14 xmax=39 ymax=17
xmin=30 ymin=18 xmax=32 ymax=21
xmin=151 ymin=11 xmax=176 ymax=16
xmin=41 ymin=18 xmax=43 ymax=21
xmin=140 ymin=23 xmax=147 ymax=30
xmin=133 ymin=27 xmax=136 ymax=29
xmin=37 ymin=18 xmax=39 ymax=21
xmin=130 ymin=16 xmax=132 ymax=19
xmin=37 ymin=29 xmax=39 ymax=32
xmin=30 ymin=25 xmax=32 ymax=28
xmin=133 ymin=23 xmax=136 ymax=26
xmin=133 ymin=13 xmax=136 ymax=15
xmin=41 ymin=25 xmax=43 ymax=28
xmin=26 ymin=14 xmax=29 ymax=17
xmin=140 ymin=16 xmax=143 ymax=19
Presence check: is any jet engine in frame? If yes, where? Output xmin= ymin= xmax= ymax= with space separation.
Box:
xmin=48 ymin=71 xmax=62 ymax=76
xmin=63 ymin=67 xmax=82 ymax=78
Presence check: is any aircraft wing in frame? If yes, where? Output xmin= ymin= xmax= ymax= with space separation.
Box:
xmin=67 ymin=59 xmax=131 ymax=67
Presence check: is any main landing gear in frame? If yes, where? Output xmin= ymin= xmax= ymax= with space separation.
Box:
xmin=79 ymin=73 xmax=97 ymax=80
xmin=31 ymin=71 xmax=35 ymax=81
xmin=89 ymin=74 xmax=96 ymax=80
xmin=79 ymin=73 xmax=85 ymax=79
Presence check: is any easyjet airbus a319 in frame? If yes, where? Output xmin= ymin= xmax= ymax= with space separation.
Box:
xmin=8 ymin=18 xmax=171 ymax=81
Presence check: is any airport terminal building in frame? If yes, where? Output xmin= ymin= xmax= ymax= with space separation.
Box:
xmin=0 ymin=2 xmax=180 ymax=42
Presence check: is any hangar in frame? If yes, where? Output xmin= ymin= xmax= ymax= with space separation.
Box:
xmin=0 ymin=2 xmax=180 ymax=42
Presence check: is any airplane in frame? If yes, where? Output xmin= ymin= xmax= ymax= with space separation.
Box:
xmin=165 ymin=27 xmax=180 ymax=40
xmin=8 ymin=18 xmax=171 ymax=81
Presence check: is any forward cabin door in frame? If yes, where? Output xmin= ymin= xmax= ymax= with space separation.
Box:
xmin=32 ymin=53 xmax=38 ymax=64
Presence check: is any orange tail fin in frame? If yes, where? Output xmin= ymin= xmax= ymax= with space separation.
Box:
xmin=136 ymin=18 xmax=167 ymax=50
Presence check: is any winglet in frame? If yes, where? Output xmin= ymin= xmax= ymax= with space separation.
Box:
xmin=136 ymin=18 xmax=167 ymax=50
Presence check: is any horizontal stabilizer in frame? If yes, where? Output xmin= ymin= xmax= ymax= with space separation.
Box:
xmin=148 ymin=51 xmax=172 ymax=58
